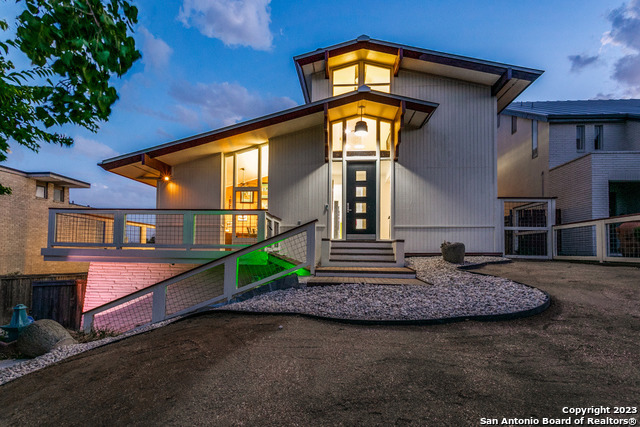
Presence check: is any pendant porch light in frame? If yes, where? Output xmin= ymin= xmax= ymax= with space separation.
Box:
xmin=354 ymin=105 xmax=368 ymax=137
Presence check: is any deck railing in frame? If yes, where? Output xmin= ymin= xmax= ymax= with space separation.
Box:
xmin=82 ymin=220 xmax=317 ymax=332
xmin=47 ymin=208 xmax=280 ymax=253
xmin=553 ymin=214 xmax=640 ymax=263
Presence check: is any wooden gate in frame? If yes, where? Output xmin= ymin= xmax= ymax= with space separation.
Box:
xmin=31 ymin=279 xmax=87 ymax=330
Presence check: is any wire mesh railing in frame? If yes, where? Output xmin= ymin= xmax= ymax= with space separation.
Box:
xmin=82 ymin=220 xmax=317 ymax=333
xmin=553 ymin=214 xmax=640 ymax=263
xmin=47 ymin=209 xmax=281 ymax=257
xmin=501 ymin=199 xmax=555 ymax=259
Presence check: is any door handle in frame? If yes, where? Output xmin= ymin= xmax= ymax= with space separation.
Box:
xmin=346 ymin=202 xmax=352 ymax=213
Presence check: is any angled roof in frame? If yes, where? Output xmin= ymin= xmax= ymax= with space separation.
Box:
xmin=100 ymin=88 xmax=438 ymax=186
xmin=0 ymin=165 xmax=91 ymax=188
xmin=293 ymin=35 xmax=544 ymax=112
xmin=503 ymin=99 xmax=640 ymax=122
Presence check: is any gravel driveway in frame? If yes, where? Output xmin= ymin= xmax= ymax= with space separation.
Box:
xmin=0 ymin=260 xmax=638 ymax=426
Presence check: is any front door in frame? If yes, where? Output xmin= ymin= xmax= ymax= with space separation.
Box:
xmin=346 ymin=161 xmax=376 ymax=238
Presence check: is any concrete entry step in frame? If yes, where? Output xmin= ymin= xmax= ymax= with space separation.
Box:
xmin=329 ymin=254 xmax=396 ymax=262
xmin=307 ymin=276 xmax=428 ymax=286
xmin=315 ymin=266 xmax=416 ymax=279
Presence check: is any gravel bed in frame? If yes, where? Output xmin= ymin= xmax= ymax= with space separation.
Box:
xmin=223 ymin=256 xmax=548 ymax=321
xmin=0 ymin=317 xmax=180 ymax=386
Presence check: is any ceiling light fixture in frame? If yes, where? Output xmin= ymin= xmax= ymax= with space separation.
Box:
xmin=354 ymin=105 xmax=368 ymax=137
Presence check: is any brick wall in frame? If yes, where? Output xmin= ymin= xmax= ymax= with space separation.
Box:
xmin=83 ymin=262 xmax=197 ymax=312
xmin=0 ymin=169 xmax=89 ymax=275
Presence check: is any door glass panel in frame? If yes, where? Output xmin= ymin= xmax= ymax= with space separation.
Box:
xmin=356 ymin=187 xmax=367 ymax=197
xmin=356 ymin=219 xmax=367 ymax=229
xmin=331 ymin=161 xmax=343 ymax=239
xmin=356 ymin=203 xmax=366 ymax=213
xmin=356 ymin=171 xmax=366 ymax=181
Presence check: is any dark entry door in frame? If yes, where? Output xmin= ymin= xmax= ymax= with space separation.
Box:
xmin=346 ymin=161 xmax=376 ymax=237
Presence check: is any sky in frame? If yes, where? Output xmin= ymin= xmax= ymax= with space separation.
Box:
xmin=2 ymin=0 xmax=640 ymax=208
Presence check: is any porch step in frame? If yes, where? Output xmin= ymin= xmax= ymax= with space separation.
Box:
xmin=329 ymin=254 xmax=396 ymax=262
xmin=307 ymin=276 xmax=427 ymax=286
xmin=315 ymin=266 xmax=416 ymax=279
xmin=330 ymin=240 xmax=394 ymax=249
xmin=331 ymin=248 xmax=394 ymax=255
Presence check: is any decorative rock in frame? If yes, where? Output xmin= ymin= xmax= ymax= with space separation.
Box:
xmin=441 ymin=241 xmax=465 ymax=264
xmin=16 ymin=319 xmax=77 ymax=358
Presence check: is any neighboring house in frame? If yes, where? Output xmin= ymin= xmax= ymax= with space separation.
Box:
xmin=497 ymin=99 xmax=640 ymax=223
xmin=42 ymin=36 xmax=543 ymax=312
xmin=0 ymin=165 xmax=90 ymax=275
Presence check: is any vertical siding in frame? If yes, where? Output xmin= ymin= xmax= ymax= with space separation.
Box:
xmin=392 ymin=70 xmax=500 ymax=253
xmin=548 ymin=156 xmax=592 ymax=223
xmin=311 ymin=71 xmax=330 ymax=101
xmin=156 ymin=154 xmax=222 ymax=209
xmin=269 ymin=125 xmax=328 ymax=232
xmin=590 ymin=153 xmax=640 ymax=219
xmin=497 ymin=117 xmax=550 ymax=197
xmin=549 ymin=123 xmax=627 ymax=168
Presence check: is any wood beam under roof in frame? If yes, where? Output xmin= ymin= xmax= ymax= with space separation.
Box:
xmin=141 ymin=154 xmax=171 ymax=177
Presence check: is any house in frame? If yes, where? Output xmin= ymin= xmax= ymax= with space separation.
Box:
xmin=497 ymin=99 xmax=640 ymax=223
xmin=42 ymin=36 xmax=543 ymax=314
xmin=0 ymin=165 xmax=90 ymax=275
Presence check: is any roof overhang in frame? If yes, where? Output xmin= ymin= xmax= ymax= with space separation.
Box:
xmin=100 ymin=88 xmax=438 ymax=186
xmin=0 ymin=166 xmax=90 ymax=188
xmin=294 ymin=35 xmax=543 ymax=113
xmin=504 ymin=110 xmax=640 ymax=123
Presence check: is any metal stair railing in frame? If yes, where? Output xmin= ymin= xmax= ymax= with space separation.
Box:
xmin=82 ymin=220 xmax=317 ymax=333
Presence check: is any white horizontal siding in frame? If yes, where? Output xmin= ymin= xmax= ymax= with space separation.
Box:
xmin=549 ymin=123 xmax=626 ymax=168
xmin=548 ymin=155 xmax=592 ymax=223
xmin=393 ymin=70 xmax=501 ymax=253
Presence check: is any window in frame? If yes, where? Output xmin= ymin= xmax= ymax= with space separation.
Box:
xmin=532 ymin=120 xmax=538 ymax=159
xmin=224 ymin=144 xmax=268 ymax=210
xmin=594 ymin=125 xmax=603 ymax=150
xmin=332 ymin=62 xmax=391 ymax=96
xmin=576 ymin=125 xmax=585 ymax=152
xmin=53 ymin=185 xmax=64 ymax=202
xmin=35 ymin=182 xmax=47 ymax=199
xmin=511 ymin=116 xmax=517 ymax=134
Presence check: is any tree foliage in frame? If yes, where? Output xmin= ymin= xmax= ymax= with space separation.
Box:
xmin=0 ymin=0 xmax=141 ymax=194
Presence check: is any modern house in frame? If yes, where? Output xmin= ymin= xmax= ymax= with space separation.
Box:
xmin=497 ymin=99 xmax=640 ymax=223
xmin=0 ymin=165 xmax=90 ymax=275
xmin=42 ymin=36 xmax=544 ymax=316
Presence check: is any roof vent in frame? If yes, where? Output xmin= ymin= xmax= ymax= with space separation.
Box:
xmin=357 ymin=35 xmax=370 ymax=42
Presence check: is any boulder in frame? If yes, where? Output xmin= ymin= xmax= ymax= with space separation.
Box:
xmin=441 ymin=241 xmax=465 ymax=264
xmin=16 ymin=319 xmax=77 ymax=358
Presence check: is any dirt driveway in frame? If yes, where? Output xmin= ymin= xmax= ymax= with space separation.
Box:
xmin=1 ymin=261 xmax=638 ymax=426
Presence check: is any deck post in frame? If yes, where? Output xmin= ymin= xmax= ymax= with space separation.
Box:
xmin=48 ymin=210 xmax=57 ymax=247
xmin=223 ymin=258 xmax=237 ymax=300
xmin=183 ymin=212 xmax=194 ymax=249
xmin=113 ymin=211 xmax=125 ymax=249
xmin=306 ymin=223 xmax=316 ymax=275
xmin=151 ymin=286 xmax=167 ymax=323
xmin=83 ymin=313 xmax=94 ymax=333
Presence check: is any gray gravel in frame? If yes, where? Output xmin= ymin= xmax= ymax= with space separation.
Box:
xmin=224 ymin=256 xmax=548 ymax=321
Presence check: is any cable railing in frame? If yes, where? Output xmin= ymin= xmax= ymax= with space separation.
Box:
xmin=82 ymin=220 xmax=317 ymax=332
xmin=553 ymin=214 xmax=640 ymax=263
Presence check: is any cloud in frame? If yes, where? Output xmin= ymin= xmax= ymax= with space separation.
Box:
xmin=72 ymin=136 xmax=119 ymax=159
xmin=139 ymin=27 xmax=173 ymax=71
xmin=603 ymin=0 xmax=640 ymax=94
xmin=168 ymin=80 xmax=297 ymax=127
xmin=568 ymin=54 xmax=600 ymax=72
xmin=177 ymin=0 xmax=273 ymax=51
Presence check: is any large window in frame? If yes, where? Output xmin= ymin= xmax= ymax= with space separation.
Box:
xmin=531 ymin=120 xmax=538 ymax=159
xmin=576 ymin=125 xmax=585 ymax=152
xmin=332 ymin=62 xmax=391 ymax=96
xmin=224 ymin=144 xmax=268 ymax=210
xmin=594 ymin=125 xmax=603 ymax=150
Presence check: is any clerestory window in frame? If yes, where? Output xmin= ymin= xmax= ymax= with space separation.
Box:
xmin=332 ymin=62 xmax=391 ymax=96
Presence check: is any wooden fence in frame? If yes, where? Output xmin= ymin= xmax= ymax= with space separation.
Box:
xmin=0 ymin=273 xmax=87 ymax=329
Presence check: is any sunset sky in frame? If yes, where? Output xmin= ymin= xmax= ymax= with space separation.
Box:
xmin=2 ymin=0 xmax=639 ymax=207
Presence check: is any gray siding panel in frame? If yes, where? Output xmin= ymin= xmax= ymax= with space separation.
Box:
xmin=549 ymin=123 xmax=627 ymax=168
xmin=311 ymin=71 xmax=330 ymax=101
xmin=590 ymin=153 xmax=640 ymax=219
xmin=269 ymin=125 xmax=328 ymax=230
xmin=156 ymin=154 xmax=222 ymax=209
xmin=393 ymin=70 xmax=500 ymax=253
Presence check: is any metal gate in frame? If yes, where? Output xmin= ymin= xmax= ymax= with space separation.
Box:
xmin=501 ymin=198 xmax=556 ymax=259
